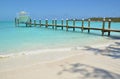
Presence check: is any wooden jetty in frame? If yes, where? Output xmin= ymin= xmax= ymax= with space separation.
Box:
xmin=15 ymin=18 xmax=120 ymax=36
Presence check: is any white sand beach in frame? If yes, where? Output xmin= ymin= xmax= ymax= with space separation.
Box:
xmin=0 ymin=39 xmax=120 ymax=79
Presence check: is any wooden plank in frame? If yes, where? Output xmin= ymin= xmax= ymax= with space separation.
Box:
xmin=105 ymin=29 xmax=120 ymax=32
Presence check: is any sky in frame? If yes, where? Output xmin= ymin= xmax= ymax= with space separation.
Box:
xmin=0 ymin=0 xmax=120 ymax=20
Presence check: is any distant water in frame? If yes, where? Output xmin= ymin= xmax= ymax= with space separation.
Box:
xmin=0 ymin=20 xmax=120 ymax=56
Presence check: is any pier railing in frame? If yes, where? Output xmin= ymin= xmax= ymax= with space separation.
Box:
xmin=15 ymin=18 xmax=120 ymax=36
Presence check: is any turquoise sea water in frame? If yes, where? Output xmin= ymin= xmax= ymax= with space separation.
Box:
xmin=0 ymin=20 xmax=120 ymax=56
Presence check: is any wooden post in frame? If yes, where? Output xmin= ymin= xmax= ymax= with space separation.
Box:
xmin=66 ymin=18 xmax=68 ymax=31
xmin=73 ymin=19 xmax=75 ymax=31
xmin=25 ymin=21 xmax=29 ymax=27
xmin=102 ymin=18 xmax=105 ymax=36
xmin=29 ymin=19 xmax=32 ymax=27
xmin=15 ymin=18 xmax=17 ymax=27
xmin=26 ymin=22 xmax=27 ymax=27
xmin=55 ymin=18 xmax=57 ymax=30
xmin=45 ymin=19 xmax=48 ymax=28
xmin=108 ymin=19 xmax=111 ymax=36
xmin=61 ymin=18 xmax=64 ymax=30
xmin=81 ymin=18 xmax=84 ymax=32
xmin=88 ymin=19 xmax=90 ymax=33
xmin=39 ymin=19 xmax=41 ymax=27
xmin=34 ymin=19 xmax=36 ymax=26
xmin=52 ymin=19 xmax=54 ymax=29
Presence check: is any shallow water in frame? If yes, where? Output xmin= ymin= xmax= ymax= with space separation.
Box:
xmin=0 ymin=20 xmax=120 ymax=56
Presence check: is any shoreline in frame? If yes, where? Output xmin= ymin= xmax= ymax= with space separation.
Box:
xmin=0 ymin=36 xmax=118 ymax=58
xmin=0 ymin=38 xmax=120 ymax=79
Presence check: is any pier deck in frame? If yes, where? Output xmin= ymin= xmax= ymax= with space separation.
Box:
xmin=15 ymin=18 xmax=120 ymax=36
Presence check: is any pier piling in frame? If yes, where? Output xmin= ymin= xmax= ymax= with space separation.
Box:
xmin=66 ymin=18 xmax=68 ymax=31
xmin=73 ymin=19 xmax=75 ymax=31
xmin=29 ymin=19 xmax=32 ymax=27
xmin=61 ymin=19 xmax=64 ymax=30
xmin=55 ymin=18 xmax=57 ymax=30
xmin=108 ymin=19 xmax=111 ymax=36
xmin=81 ymin=18 xmax=84 ymax=32
xmin=39 ymin=19 xmax=41 ymax=27
xmin=15 ymin=18 xmax=17 ymax=27
xmin=102 ymin=18 xmax=105 ymax=36
xmin=52 ymin=19 xmax=54 ymax=29
xmin=45 ymin=19 xmax=48 ymax=28
xmin=88 ymin=19 xmax=91 ymax=33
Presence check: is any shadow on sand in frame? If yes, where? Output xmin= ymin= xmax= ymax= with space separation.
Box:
xmin=58 ymin=63 xmax=120 ymax=79
xmin=83 ymin=42 xmax=120 ymax=59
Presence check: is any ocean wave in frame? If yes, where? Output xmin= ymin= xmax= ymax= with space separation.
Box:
xmin=0 ymin=47 xmax=80 ymax=58
xmin=0 ymin=43 xmax=111 ymax=59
